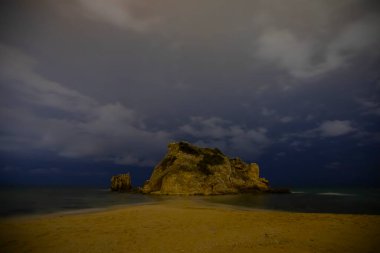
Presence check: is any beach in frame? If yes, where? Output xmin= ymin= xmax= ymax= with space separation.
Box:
xmin=1 ymin=199 xmax=379 ymax=253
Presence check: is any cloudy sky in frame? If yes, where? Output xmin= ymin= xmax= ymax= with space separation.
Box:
xmin=1 ymin=0 xmax=379 ymax=187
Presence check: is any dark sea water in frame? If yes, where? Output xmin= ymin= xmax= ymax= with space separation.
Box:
xmin=204 ymin=188 xmax=380 ymax=215
xmin=1 ymin=187 xmax=379 ymax=217
xmin=0 ymin=187 xmax=155 ymax=217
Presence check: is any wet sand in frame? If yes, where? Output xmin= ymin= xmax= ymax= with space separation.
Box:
xmin=1 ymin=199 xmax=379 ymax=253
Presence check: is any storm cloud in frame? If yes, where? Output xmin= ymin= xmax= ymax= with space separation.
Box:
xmin=0 ymin=0 xmax=379 ymax=186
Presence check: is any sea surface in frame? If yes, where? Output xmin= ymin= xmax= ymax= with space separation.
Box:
xmin=204 ymin=188 xmax=380 ymax=215
xmin=0 ymin=187 xmax=155 ymax=217
xmin=1 ymin=187 xmax=379 ymax=217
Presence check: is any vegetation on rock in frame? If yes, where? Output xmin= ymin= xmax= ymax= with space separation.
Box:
xmin=142 ymin=141 xmax=270 ymax=195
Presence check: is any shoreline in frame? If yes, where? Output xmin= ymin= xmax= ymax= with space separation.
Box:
xmin=2 ymin=193 xmax=380 ymax=220
xmin=0 ymin=201 xmax=160 ymax=221
xmin=0 ymin=198 xmax=273 ymax=221
xmin=1 ymin=199 xmax=380 ymax=253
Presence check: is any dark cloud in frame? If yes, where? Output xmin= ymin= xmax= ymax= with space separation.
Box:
xmin=76 ymin=0 xmax=161 ymax=32
xmin=0 ymin=44 xmax=170 ymax=166
xmin=178 ymin=116 xmax=271 ymax=158
xmin=318 ymin=120 xmax=356 ymax=137
xmin=0 ymin=0 xmax=379 ymax=186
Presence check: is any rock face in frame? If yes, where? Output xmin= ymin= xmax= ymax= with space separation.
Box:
xmin=110 ymin=173 xmax=132 ymax=192
xmin=142 ymin=142 xmax=270 ymax=195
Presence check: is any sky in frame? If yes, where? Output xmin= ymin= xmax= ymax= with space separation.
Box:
xmin=0 ymin=0 xmax=379 ymax=187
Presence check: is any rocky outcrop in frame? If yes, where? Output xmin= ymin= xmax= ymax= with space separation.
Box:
xmin=110 ymin=173 xmax=132 ymax=192
xmin=142 ymin=141 xmax=270 ymax=195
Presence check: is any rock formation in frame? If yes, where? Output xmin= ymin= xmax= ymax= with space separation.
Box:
xmin=142 ymin=141 xmax=270 ymax=195
xmin=110 ymin=173 xmax=132 ymax=192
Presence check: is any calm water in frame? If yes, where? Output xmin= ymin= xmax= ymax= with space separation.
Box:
xmin=204 ymin=188 xmax=380 ymax=215
xmin=1 ymin=187 xmax=379 ymax=217
xmin=0 ymin=187 xmax=155 ymax=217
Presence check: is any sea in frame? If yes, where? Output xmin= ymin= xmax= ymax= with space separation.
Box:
xmin=0 ymin=187 xmax=379 ymax=217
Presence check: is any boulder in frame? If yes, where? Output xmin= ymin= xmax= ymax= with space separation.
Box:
xmin=142 ymin=141 xmax=270 ymax=195
xmin=110 ymin=173 xmax=132 ymax=192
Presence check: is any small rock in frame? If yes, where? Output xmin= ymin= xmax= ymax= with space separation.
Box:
xmin=110 ymin=173 xmax=132 ymax=192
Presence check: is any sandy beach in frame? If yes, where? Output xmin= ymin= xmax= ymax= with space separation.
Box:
xmin=1 ymin=199 xmax=379 ymax=253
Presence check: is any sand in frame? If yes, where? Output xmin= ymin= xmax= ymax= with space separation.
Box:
xmin=1 ymin=199 xmax=379 ymax=253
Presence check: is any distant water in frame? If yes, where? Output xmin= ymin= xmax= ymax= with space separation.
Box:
xmin=1 ymin=187 xmax=379 ymax=217
xmin=203 ymin=188 xmax=380 ymax=215
xmin=0 ymin=187 xmax=155 ymax=217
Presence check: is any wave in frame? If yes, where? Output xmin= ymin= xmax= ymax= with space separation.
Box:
xmin=317 ymin=192 xmax=356 ymax=196
xmin=291 ymin=191 xmax=305 ymax=194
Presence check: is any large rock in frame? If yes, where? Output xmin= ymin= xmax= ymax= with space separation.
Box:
xmin=110 ymin=173 xmax=132 ymax=192
xmin=142 ymin=142 xmax=270 ymax=195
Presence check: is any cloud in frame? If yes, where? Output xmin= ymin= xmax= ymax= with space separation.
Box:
xmin=253 ymin=7 xmax=380 ymax=78
xmin=356 ymin=97 xmax=380 ymax=116
xmin=261 ymin=107 xmax=294 ymax=123
xmin=255 ymin=29 xmax=318 ymax=78
xmin=279 ymin=116 xmax=294 ymax=123
xmin=0 ymin=45 xmax=97 ymax=114
xmin=325 ymin=161 xmax=341 ymax=170
xmin=305 ymin=114 xmax=315 ymax=121
xmin=1 ymin=0 xmax=379 ymax=173
xmin=0 ymin=44 xmax=170 ymax=166
xmin=1 ymin=166 xmax=20 ymax=173
xmin=279 ymin=120 xmax=357 ymax=145
xmin=1 ymin=45 xmax=274 ymax=165
xmin=179 ymin=117 xmax=230 ymax=139
xmin=2 ymin=45 xmax=272 ymax=166
xmin=261 ymin=107 xmax=276 ymax=117
xmin=29 ymin=167 xmax=62 ymax=175
xmin=179 ymin=116 xmax=271 ymax=158
xmin=78 ymin=0 xmax=160 ymax=32
xmin=318 ymin=120 xmax=356 ymax=137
